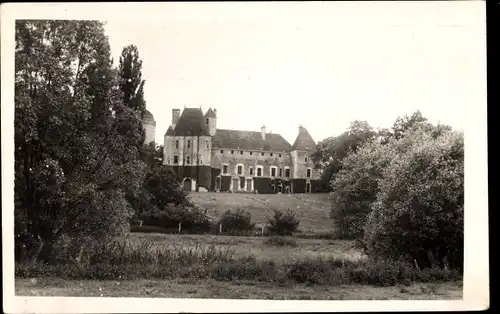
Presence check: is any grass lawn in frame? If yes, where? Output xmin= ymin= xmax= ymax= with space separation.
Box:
xmin=189 ymin=192 xmax=332 ymax=234
xmin=122 ymin=232 xmax=366 ymax=264
xmin=16 ymin=277 xmax=463 ymax=299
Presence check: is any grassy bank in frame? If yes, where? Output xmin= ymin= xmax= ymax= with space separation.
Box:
xmin=16 ymin=277 xmax=463 ymax=299
xmin=189 ymin=192 xmax=332 ymax=234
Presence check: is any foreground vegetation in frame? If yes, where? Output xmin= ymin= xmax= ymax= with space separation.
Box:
xmin=16 ymin=277 xmax=462 ymax=300
xmin=16 ymin=234 xmax=461 ymax=289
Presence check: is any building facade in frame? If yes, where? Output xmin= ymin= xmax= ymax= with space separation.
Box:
xmin=147 ymin=107 xmax=321 ymax=193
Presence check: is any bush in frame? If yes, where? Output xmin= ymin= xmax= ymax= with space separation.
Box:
xmin=139 ymin=203 xmax=215 ymax=234
xmin=263 ymin=236 xmax=297 ymax=247
xmin=266 ymin=209 xmax=300 ymax=236
xmin=364 ymin=131 xmax=464 ymax=270
xmin=218 ymin=208 xmax=255 ymax=234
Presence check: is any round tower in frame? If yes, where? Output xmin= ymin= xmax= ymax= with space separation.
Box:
xmin=142 ymin=109 xmax=156 ymax=145
xmin=204 ymin=108 xmax=217 ymax=136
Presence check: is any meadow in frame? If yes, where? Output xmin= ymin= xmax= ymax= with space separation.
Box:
xmin=189 ymin=192 xmax=333 ymax=234
xmin=15 ymin=192 xmax=463 ymax=299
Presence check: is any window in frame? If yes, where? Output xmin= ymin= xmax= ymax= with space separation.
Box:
xmin=257 ymin=167 xmax=262 ymax=177
xmin=261 ymin=152 xmax=264 ymax=156
xmin=285 ymin=168 xmax=290 ymax=177
xmin=307 ymin=168 xmax=311 ymax=178
xmin=270 ymin=153 xmax=273 ymax=157
xmin=240 ymin=150 xmax=243 ymax=154
xmin=175 ymin=140 xmax=179 ymax=149
xmin=206 ymin=140 xmax=209 ymax=149
xmin=305 ymin=157 xmax=308 ymax=162
xmin=187 ymin=140 xmax=191 ymax=149
xmin=186 ymin=156 xmax=191 ymax=165
xmin=167 ymin=159 xmax=171 ymax=164
xmin=173 ymin=155 xmax=179 ymax=164
xmin=237 ymin=165 xmax=243 ymax=175
xmin=270 ymin=167 xmax=277 ymax=177
xmin=231 ymin=150 xmax=234 ymax=154
xmin=223 ymin=165 xmax=228 ymax=174
xmin=206 ymin=118 xmax=209 ymax=125
xmin=200 ymin=159 xmax=203 ymax=165
xmin=279 ymin=153 xmax=282 ymax=157
xmin=279 ymin=168 xmax=283 ymax=177
xmin=249 ymin=167 xmax=254 ymax=176
xmin=220 ymin=150 xmax=224 ymax=154
xmin=250 ymin=151 xmax=253 ymax=155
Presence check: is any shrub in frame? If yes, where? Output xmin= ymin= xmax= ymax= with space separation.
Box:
xmin=218 ymin=208 xmax=255 ymax=234
xmin=266 ymin=209 xmax=300 ymax=236
xmin=363 ymin=131 xmax=464 ymax=270
xmin=139 ymin=203 xmax=215 ymax=234
xmin=263 ymin=236 xmax=297 ymax=247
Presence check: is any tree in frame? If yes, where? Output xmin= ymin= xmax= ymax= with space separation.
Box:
xmin=330 ymin=116 xmax=456 ymax=241
xmin=330 ymin=140 xmax=394 ymax=239
xmin=363 ymin=129 xmax=464 ymax=269
xmin=15 ymin=20 xmax=146 ymax=262
xmin=313 ymin=120 xmax=377 ymax=191
xmin=119 ymin=45 xmax=146 ymax=115
xmin=380 ymin=110 xmax=429 ymax=143
xmin=118 ymin=45 xmax=147 ymax=148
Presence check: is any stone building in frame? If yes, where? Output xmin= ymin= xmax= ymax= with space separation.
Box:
xmin=160 ymin=107 xmax=322 ymax=194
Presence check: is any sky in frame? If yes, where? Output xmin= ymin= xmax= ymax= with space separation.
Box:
xmin=103 ymin=1 xmax=485 ymax=145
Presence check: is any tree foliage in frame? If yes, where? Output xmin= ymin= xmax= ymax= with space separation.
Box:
xmin=364 ymin=130 xmax=464 ymax=269
xmin=313 ymin=120 xmax=377 ymax=191
xmin=15 ymin=20 xmax=146 ymax=262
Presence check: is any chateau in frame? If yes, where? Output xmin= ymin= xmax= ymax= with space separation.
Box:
xmin=142 ymin=107 xmax=322 ymax=194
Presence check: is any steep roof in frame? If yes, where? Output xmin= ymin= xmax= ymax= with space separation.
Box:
xmin=165 ymin=125 xmax=174 ymax=136
xmin=292 ymin=126 xmax=316 ymax=151
xmin=212 ymin=129 xmax=292 ymax=151
xmin=173 ymin=108 xmax=210 ymax=136
xmin=204 ymin=108 xmax=217 ymax=118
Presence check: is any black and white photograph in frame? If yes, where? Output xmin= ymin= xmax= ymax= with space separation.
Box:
xmin=2 ymin=1 xmax=488 ymax=313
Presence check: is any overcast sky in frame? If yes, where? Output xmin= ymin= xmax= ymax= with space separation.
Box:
xmin=103 ymin=1 xmax=485 ymax=145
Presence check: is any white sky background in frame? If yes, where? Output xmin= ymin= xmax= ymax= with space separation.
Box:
xmin=103 ymin=2 xmax=485 ymax=145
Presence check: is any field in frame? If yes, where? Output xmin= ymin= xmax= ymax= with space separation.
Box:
xmin=15 ymin=232 xmax=463 ymax=299
xmin=15 ymin=193 xmax=463 ymax=300
xmin=123 ymin=232 xmax=365 ymax=264
xmin=189 ymin=192 xmax=332 ymax=234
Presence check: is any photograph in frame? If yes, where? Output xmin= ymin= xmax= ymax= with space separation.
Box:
xmin=2 ymin=1 xmax=488 ymax=313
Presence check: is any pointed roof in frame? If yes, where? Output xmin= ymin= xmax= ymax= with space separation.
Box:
xmin=173 ymin=108 xmax=210 ymax=136
xmin=204 ymin=108 xmax=217 ymax=118
xmin=165 ymin=125 xmax=175 ymax=136
xmin=292 ymin=125 xmax=316 ymax=151
xmin=212 ymin=129 xmax=292 ymax=151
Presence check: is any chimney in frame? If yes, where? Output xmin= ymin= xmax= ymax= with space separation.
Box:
xmin=261 ymin=125 xmax=266 ymax=140
xmin=172 ymin=109 xmax=180 ymax=129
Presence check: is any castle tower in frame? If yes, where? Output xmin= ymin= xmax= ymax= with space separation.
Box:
xmin=142 ymin=109 xmax=156 ymax=145
xmin=290 ymin=125 xmax=318 ymax=193
xmin=204 ymin=108 xmax=217 ymax=136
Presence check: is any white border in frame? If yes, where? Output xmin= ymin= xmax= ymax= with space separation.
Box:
xmin=1 ymin=2 xmax=489 ymax=312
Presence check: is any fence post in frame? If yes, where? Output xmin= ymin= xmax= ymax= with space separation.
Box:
xmin=261 ymin=225 xmax=264 ymax=237
xmin=139 ymin=220 xmax=143 ymax=227
xmin=219 ymin=223 xmax=222 ymax=234
xmin=178 ymin=222 xmax=182 ymax=233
